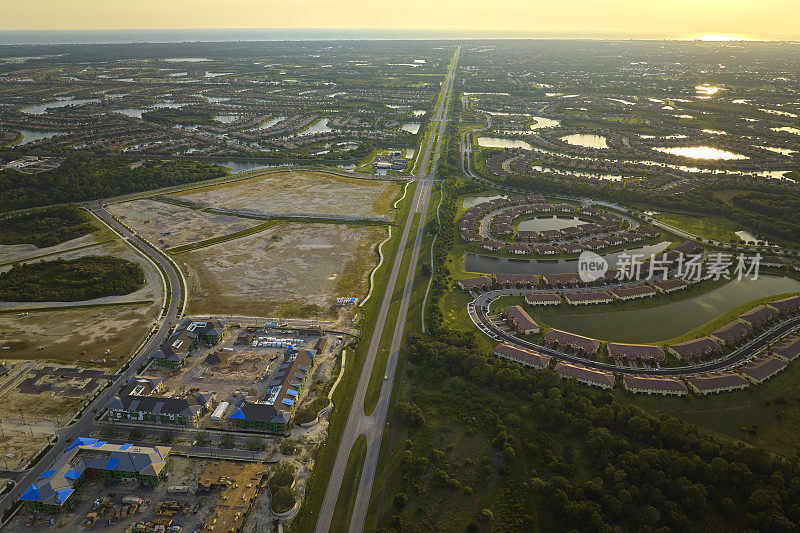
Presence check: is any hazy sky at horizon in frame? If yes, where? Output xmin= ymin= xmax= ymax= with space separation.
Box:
xmin=2 ymin=0 xmax=798 ymax=41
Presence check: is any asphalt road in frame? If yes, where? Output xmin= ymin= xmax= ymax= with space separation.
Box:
xmin=0 ymin=201 xmax=184 ymax=517
xmin=313 ymin=47 xmax=460 ymax=533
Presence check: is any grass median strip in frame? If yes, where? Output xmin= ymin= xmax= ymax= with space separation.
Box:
xmin=329 ymin=434 xmax=367 ymax=533
xmin=166 ymin=220 xmax=282 ymax=254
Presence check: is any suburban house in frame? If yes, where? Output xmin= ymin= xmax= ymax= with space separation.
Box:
xmin=607 ymin=343 xmax=665 ymax=363
xmin=738 ymin=305 xmax=779 ymax=329
xmin=739 ymin=356 xmax=788 ymax=384
xmin=771 ymin=335 xmax=800 ymax=362
xmin=545 ymin=329 xmax=601 ymax=355
xmin=564 ymin=290 xmax=613 ymax=305
xmin=554 ymin=362 xmax=615 ymax=389
xmin=457 ymin=276 xmax=493 ymax=292
xmin=710 ymin=320 xmax=753 ymax=347
xmin=668 ymin=337 xmax=721 ymax=360
xmin=502 ymin=306 xmax=541 ymax=335
xmin=610 ymin=285 xmax=657 ymax=301
xmin=20 ymin=438 xmax=170 ymax=514
xmin=524 ymin=292 xmax=562 ymax=306
xmin=493 ymin=343 xmax=551 ymax=369
xmin=768 ymin=296 xmax=800 ymax=316
xmin=686 ymin=373 xmax=749 ymax=395
xmin=652 ymin=278 xmax=687 ymax=294
xmin=622 ymin=375 xmax=688 ymax=396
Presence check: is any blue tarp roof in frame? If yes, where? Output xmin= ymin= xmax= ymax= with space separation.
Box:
xmin=105 ymin=457 xmax=119 ymax=471
xmin=285 ymin=346 xmax=294 ymax=354
xmin=306 ymin=350 xmax=314 ymax=358
xmin=282 ymin=398 xmax=294 ymax=406
xmin=92 ymin=440 xmax=107 ymax=448
xmin=229 ymin=407 xmax=245 ymax=420
xmin=120 ymin=444 xmax=132 ymax=451
xmin=38 ymin=470 xmax=55 ymax=479
xmin=286 ymin=389 xmax=298 ymax=397
xmin=64 ymin=469 xmax=82 ymax=481
xmin=53 ymin=488 xmax=73 ymax=505
xmin=20 ymin=484 xmax=40 ymax=502
xmin=66 ymin=437 xmax=98 ymax=453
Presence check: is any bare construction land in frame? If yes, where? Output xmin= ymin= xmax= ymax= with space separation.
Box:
xmin=175 ymin=170 xmax=401 ymax=219
xmin=0 ymin=303 xmax=158 ymax=367
xmin=107 ymin=198 xmax=263 ymax=250
xmin=0 ymin=224 xmax=113 ymax=266
xmin=180 ymin=222 xmax=386 ymax=318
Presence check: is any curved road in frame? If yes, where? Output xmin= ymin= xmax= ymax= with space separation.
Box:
xmin=0 ymin=201 xmax=184 ymax=518
xmin=313 ymin=47 xmax=459 ymax=533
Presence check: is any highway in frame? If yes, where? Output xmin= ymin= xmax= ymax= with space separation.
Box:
xmin=0 ymin=201 xmax=184 ymax=518
xmin=313 ymin=47 xmax=459 ymax=533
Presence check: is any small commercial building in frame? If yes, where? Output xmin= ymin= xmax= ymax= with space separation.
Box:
xmin=622 ymin=375 xmax=688 ymax=396
xmin=151 ymin=318 xmax=228 ymax=367
xmin=20 ymin=438 xmax=170 ymax=514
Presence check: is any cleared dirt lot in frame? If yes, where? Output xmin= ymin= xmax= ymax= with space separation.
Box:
xmin=180 ymin=222 xmax=385 ymax=318
xmin=107 ymin=198 xmax=263 ymax=250
xmin=0 ymin=303 xmax=158 ymax=367
xmin=0 ymin=230 xmax=112 ymax=266
xmin=176 ymin=170 xmax=401 ymax=218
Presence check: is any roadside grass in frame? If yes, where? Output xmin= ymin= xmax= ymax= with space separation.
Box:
xmin=618 ymin=359 xmax=800 ymax=457
xmin=288 ymin=182 xmax=416 ymax=533
xmin=329 ymin=434 xmax=368 ymax=533
xmin=166 ymin=220 xmax=282 ymax=254
xmin=653 ymin=211 xmax=743 ymax=243
xmin=363 ymin=213 xmax=421 ymax=415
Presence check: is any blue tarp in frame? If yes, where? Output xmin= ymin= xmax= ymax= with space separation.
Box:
xmin=53 ymin=488 xmax=73 ymax=505
xmin=282 ymin=398 xmax=294 ymax=406
xmin=119 ymin=443 xmax=132 ymax=451
xmin=306 ymin=350 xmax=314 ymax=359
xmin=66 ymin=437 xmax=98 ymax=453
xmin=20 ymin=484 xmax=40 ymax=502
xmin=92 ymin=440 xmax=107 ymax=448
xmin=64 ymin=469 xmax=82 ymax=481
xmin=285 ymin=389 xmax=298 ymax=397
xmin=38 ymin=470 xmax=55 ymax=479
xmin=105 ymin=457 xmax=119 ymax=470
xmin=229 ymin=407 xmax=245 ymax=420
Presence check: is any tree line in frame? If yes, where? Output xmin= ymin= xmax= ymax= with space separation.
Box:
xmin=0 ymin=205 xmax=95 ymax=248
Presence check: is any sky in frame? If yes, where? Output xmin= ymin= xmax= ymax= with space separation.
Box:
xmin=1 ymin=0 xmax=798 ymax=41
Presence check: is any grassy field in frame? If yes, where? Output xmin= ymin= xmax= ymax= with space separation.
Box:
xmin=329 ymin=434 xmax=367 ymax=533
xmin=653 ymin=211 xmax=743 ymax=243
xmin=167 ymin=220 xmax=282 ymax=254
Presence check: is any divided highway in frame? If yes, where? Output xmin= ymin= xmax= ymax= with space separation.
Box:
xmin=314 ymin=47 xmax=459 ymax=533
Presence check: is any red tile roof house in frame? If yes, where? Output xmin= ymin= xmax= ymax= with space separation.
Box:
xmin=738 ymin=305 xmax=780 ymax=329
xmin=457 ymin=276 xmax=493 ymax=292
xmin=770 ymin=335 xmax=800 ymax=362
xmin=495 ymin=273 xmax=539 ymax=288
xmin=668 ymin=337 xmax=721 ymax=360
xmin=608 ymin=343 xmax=665 ymax=363
xmin=710 ymin=320 xmax=753 ymax=347
xmin=502 ymin=306 xmax=541 ymax=335
xmin=768 ymin=295 xmax=800 ymax=316
xmin=555 ymin=362 xmax=615 ymax=389
xmin=564 ymin=290 xmax=613 ymax=305
xmin=493 ymin=343 xmax=551 ymax=369
xmin=739 ymin=356 xmax=788 ymax=384
xmin=686 ymin=373 xmax=749 ymax=395
xmin=610 ymin=285 xmax=657 ymax=301
xmin=544 ymin=329 xmax=601 ymax=355
xmin=652 ymin=278 xmax=688 ymax=294
xmin=525 ymin=292 xmax=562 ymax=306
xmin=623 ymin=375 xmax=688 ymax=396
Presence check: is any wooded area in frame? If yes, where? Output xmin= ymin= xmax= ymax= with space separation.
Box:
xmin=0 ymin=256 xmax=145 ymax=301
xmin=0 ymin=205 xmax=95 ymax=248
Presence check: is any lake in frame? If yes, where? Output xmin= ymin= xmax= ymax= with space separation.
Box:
xmin=477 ymin=137 xmax=533 ymax=149
xmin=465 ymin=241 xmax=671 ymax=275
xmin=543 ymin=275 xmax=800 ymax=343
xmin=293 ymin=118 xmax=332 ymax=136
xmin=561 ymin=134 xmax=608 ymax=149
xmin=22 ymin=97 xmax=99 ymax=115
xmin=13 ymin=129 xmax=69 ymax=145
xmin=461 ymin=194 xmax=508 ymax=209
xmin=517 ymin=216 xmax=584 ymax=232
xmin=401 ymin=123 xmax=421 ymax=134
xmin=653 ymin=146 xmax=748 ymax=160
